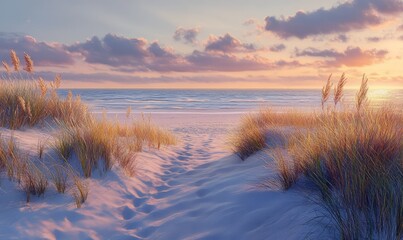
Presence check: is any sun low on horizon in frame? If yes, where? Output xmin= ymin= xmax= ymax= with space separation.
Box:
xmin=0 ymin=0 xmax=402 ymax=89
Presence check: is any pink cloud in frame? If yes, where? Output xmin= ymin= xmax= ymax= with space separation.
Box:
xmin=205 ymin=34 xmax=256 ymax=53
xmin=265 ymin=0 xmax=403 ymax=39
xmin=0 ymin=33 xmax=73 ymax=66
xmin=296 ymin=46 xmax=388 ymax=67
xmin=173 ymin=27 xmax=200 ymax=44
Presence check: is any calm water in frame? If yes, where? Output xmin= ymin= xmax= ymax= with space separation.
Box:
xmin=58 ymin=89 xmax=403 ymax=114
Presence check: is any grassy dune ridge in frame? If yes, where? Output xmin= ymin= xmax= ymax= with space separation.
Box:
xmin=232 ymin=74 xmax=403 ymax=239
xmin=0 ymin=50 xmax=175 ymax=206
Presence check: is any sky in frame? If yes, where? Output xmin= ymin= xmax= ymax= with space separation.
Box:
xmin=0 ymin=0 xmax=402 ymax=89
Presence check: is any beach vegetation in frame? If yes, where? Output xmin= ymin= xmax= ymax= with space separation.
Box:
xmin=234 ymin=73 xmax=403 ymax=239
xmin=0 ymin=50 xmax=175 ymax=207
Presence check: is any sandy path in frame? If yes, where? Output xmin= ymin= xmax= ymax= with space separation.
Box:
xmin=113 ymin=124 xmax=318 ymax=240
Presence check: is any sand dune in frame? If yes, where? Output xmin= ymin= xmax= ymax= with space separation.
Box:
xmin=0 ymin=115 xmax=321 ymax=239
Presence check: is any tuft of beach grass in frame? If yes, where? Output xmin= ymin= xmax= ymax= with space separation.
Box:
xmin=234 ymin=74 xmax=402 ymax=239
xmin=0 ymin=50 xmax=176 ymax=207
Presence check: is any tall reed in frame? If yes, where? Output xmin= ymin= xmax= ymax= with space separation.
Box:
xmin=333 ymin=73 xmax=347 ymax=107
xmin=356 ymin=74 xmax=368 ymax=112
xmin=321 ymin=74 xmax=332 ymax=110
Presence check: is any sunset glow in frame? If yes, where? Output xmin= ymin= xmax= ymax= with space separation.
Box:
xmin=1 ymin=0 xmax=402 ymax=89
xmin=0 ymin=1 xmax=402 ymax=239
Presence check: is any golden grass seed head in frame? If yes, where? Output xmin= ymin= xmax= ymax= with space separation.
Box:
xmin=334 ymin=73 xmax=347 ymax=106
xmin=23 ymin=53 xmax=34 ymax=73
xmin=17 ymin=96 xmax=26 ymax=112
xmin=38 ymin=77 xmax=47 ymax=96
xmin=54 ymin=74 xmax=61 ymax=89
xmin=10 ymin=50 xmax=20 ymax=71
xmin=2 ymin=61 xmax=10 ymax=73
xmin=321 ymin=74 xmax=333 ymax=109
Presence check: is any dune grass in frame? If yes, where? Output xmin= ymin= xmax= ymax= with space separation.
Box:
xmin=0 ymin=50 xmax=176 ymax=207
xmin=0 ymin=135 xmax=49 ymax=202
xmin=287 ymin=107 xmax=402 ymax=239
xmin=0 ymin=51 xmax=91 ymax=129
xmin=230 ymin=110 xmax=319 ymax=159
xmin=233 ymin=73 xmax=403 ymax=239
xmin=0 ymin=78 xmax=92 ymax=129
xmin=54 ymin=115 xmax=175 ymax=178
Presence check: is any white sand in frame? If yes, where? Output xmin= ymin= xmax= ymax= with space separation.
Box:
xmin=0 ymin=114 xmax=323 ymax=239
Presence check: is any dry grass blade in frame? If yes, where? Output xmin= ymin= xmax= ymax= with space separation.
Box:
xmin=271 ymin=148 xmax=297 ymax=190
xmin=230 ymin=114 xmax=266 ymax=160
xmin=230 ymin=109 xmax=319 ymax=159
xmin=115 ymin=145 xmax=138 ymax=177
xmin=72 ymin=175 xmax=89 ymax=208
xmin=50 ymin=164 xmax=69 ymax=193
xmin=38 ymin=77 xmax=47 ymax=97
xmin=321 ymin=74 xmax=333 ymax=110
xmin=356 ymin=74 xmax=368 ymax=112
xmin=37 ymin=140 xmax=45 ymax=159
xmin=17 ymin=96 xmax=26 ymax=112
xmin=10 ymin=50 xmax=20 ymax=71
xmin=334 ymin=73 xmax=347 ymax=107
xmin=2 ymin=61 xmax=10 ymax=73
xmin=51 ymin=74 xmax=61 ymax=89
xmin=23 ymin=53 xmax=33 ymax=73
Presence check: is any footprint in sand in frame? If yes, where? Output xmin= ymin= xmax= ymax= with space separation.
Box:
xmin=153 ymin=189 xmax=180 ymax=199
xmin=184 ymin=144 xmax=192 ymax=151
xmin=192 ymin=178 xmax=209 ymax=187
xmin=139 ymin=204 xmax=156 ymax=214
xmin=121 ymin=206 xmax=135 ymax=220
xmin=155 ymin=185 xmax=170 ymax=191
xmin=132 ymin=197 xmax=147 ymax=208
xmin=196 ymin=188 xmax=210 ymax=198
xmin=137 ymin=226 xmax=157 ymax=238
xmin=124 ymin=220 xmax=141 ymax=230
xmin=170 ymin=167 xmax=185 ymax=173
xmin=177 ymin=155 xmax=190 ymax=161
xmin=166 ymin=179 xmax=180 ymax=186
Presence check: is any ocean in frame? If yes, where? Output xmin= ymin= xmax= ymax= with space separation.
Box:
xmin=58 ymin=89 xmax=403 ymax=114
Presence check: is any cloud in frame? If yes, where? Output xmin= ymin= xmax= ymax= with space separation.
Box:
xmin=67 ymin=34 xmax=150 ymax=67
xmin=205 ymin=34 xmax=256 ymax=53
xmin=243 ymin=18 xmax=266 ymax=34
xmin=67 ymin=34 xmax=184 ymax=71
xmin=296 ymin=48 xmax=342 ymax=58
xmin=66 ymin=34 xmax=280 ymax=72
xmin=269 ymin=44 xmax=286 ymax=52
xmin=173 ymin=27 xmax=200 ymax=44
xmin=334 ymin=34 xmax=349 ymax=43
xmin=0 ymin=33 xmax=74 ymax=66
xmin=185 ymin=50 xmax=270 ymax=71
xmin=243 ymin=19 xmax=257 ymax=26
xmin=398 ymin=24 xmax=403 ymax=30
xmin=367 ymin=36 xmax=382 ymax=42
xmin=67 ymin=34 xmax=291 ymax=72
xmin=311 ymin=34 xmax=350 ymax=43
xmin=399 ymin=35 xmax=403 ymax=40
xmin=296 ymin=46 xmax=388 ymax=67
xmin=265 ymin=0 xmax=403 ymax=39
xmin=0 ymin=33 xmax=302 ymax=73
